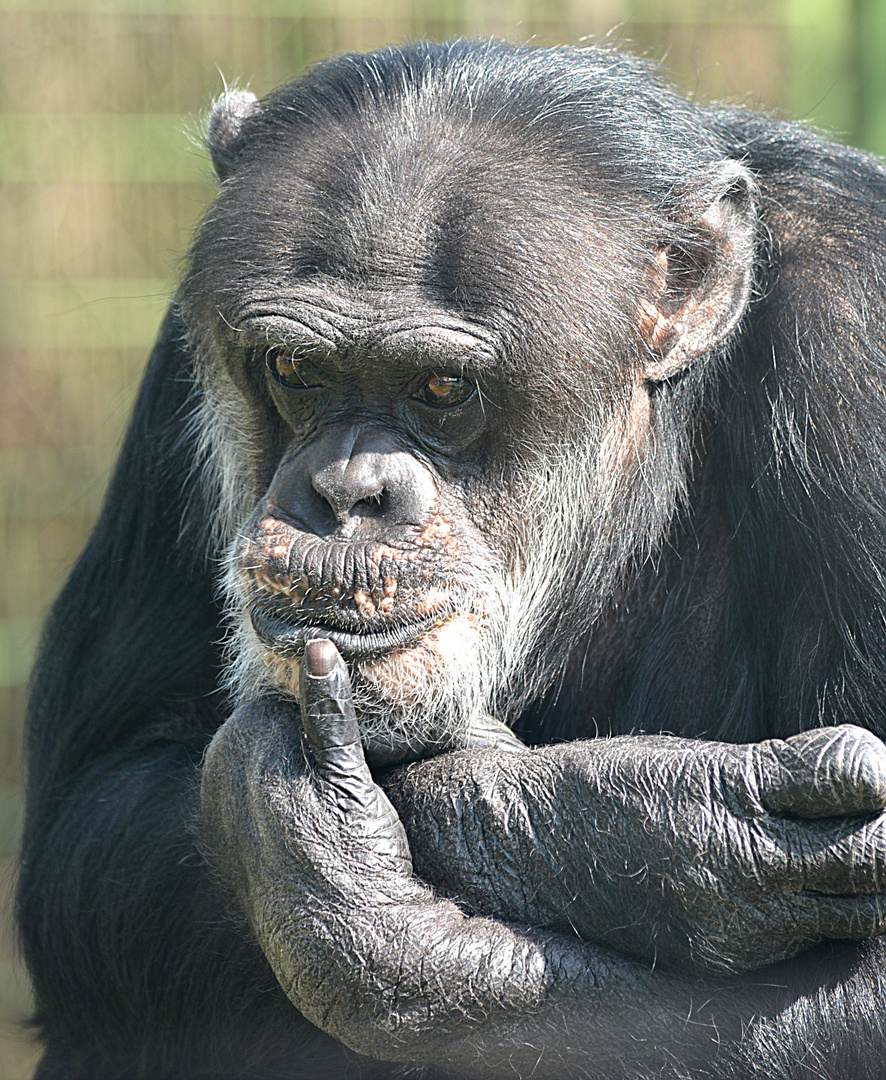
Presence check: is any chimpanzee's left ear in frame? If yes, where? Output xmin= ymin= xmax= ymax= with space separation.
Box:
xmin=640 ymin=160 xmax=758 ymax=380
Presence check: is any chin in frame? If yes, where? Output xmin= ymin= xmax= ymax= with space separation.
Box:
xmin=250 ymin=610 xmax=486 ymax=762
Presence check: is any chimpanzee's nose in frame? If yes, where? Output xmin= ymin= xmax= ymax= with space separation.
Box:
xmin=312 ymin=450 xmax=386 ymax=523
xmin=270 ymin=423 xmax=438 ymax=537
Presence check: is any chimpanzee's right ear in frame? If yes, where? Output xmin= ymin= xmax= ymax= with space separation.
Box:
xmin=207 ymin=89 xmax=260 ymax=181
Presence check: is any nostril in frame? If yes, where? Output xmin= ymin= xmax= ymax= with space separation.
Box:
xmin=357 ymin=489 xmax=387 ymax=514
xmin=335 ymin=490 xmax=390 ymax=529
xmin=311 ymin=467 xmax=384 ymax=522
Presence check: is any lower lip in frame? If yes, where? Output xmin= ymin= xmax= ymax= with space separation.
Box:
xmin=249 ymin=610 xmax=442 ymax=659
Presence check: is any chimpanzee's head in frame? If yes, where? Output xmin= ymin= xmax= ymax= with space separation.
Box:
xmin=179 ymin=41 xmax=756 ymax=761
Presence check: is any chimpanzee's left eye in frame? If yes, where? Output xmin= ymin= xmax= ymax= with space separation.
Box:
xmin=415 ymin=374 xmax=475 ymax=408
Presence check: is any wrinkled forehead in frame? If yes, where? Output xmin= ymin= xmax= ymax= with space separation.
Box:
xmin=197 ymin=102 xmax=643 ymax=323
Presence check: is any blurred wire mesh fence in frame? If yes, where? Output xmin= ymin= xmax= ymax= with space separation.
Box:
xmin=1 ymin=0 xmax=884 ymax=1075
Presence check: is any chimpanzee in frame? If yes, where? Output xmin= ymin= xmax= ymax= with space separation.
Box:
xmin=19 ymin=38 xmax=886 ymax=1080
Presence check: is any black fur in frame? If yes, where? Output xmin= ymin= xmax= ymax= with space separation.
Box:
xmin=19 ymin=40 xmax=886 ymax=1078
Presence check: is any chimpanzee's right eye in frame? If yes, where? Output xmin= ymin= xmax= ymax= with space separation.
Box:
xmin=266 ymin=349 xmax=320 ymax=389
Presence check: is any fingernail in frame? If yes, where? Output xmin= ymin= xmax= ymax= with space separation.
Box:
xmin=304 ymin=638 xmax=338 ymax=677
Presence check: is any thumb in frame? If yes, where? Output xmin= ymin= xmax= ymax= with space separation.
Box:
xmin=299 ymin=639 xmax=412 ymax=870
xmin=757 ymin=725 xmax=886 ymax=818
xmin=299 ymin=638 xmax=377 ymax=813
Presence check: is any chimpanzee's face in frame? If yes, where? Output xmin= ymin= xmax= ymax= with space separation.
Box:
xmin=230 ymin=293 xmax=520 ymax=757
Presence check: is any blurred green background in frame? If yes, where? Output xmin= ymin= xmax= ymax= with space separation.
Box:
xmin=2 ymin=0 xmax=885 ymax=1075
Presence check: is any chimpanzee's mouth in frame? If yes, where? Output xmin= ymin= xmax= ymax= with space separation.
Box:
xmin=249 ymin=608 xmax=445 ymax=659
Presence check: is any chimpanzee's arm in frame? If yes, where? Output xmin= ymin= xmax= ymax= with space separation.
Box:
xmin=386 ymin=724 xmax=886 ymax=974
xmin=22 ymin=689 xmax=886 ymax=1078
xmin=199 ymin=641 xmax=886 ymax=1078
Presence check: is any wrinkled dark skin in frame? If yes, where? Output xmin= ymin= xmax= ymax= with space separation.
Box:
xmin=388 ymin=710 xmax=886 ymax=974
xmin=201 ymin=643 xmax=886 ymax=1075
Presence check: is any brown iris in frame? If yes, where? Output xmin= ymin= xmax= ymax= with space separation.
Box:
xmin=267 ymin=350 xmax=312 ymax=389
xmin=419 ymin=374 xmax=474 ymax=408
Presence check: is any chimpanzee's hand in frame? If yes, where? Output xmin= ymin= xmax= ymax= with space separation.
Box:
xmin=384 ymin=725 xmax=886 ymax=973
xmin=199 ymin=645 xmax=886 ymax=1074
xmin=202 ymin=641 xmax=713 ymax=1077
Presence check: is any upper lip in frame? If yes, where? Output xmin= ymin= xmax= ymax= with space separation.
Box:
xmin=249 ymin=607 xmax=445 ymax=659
